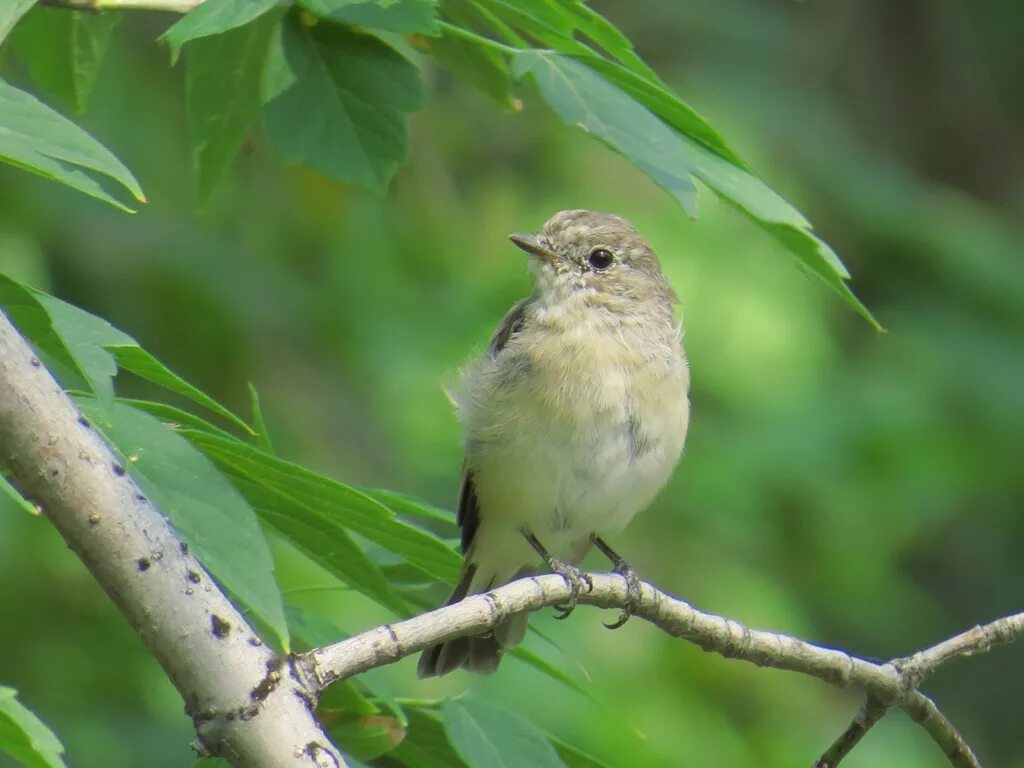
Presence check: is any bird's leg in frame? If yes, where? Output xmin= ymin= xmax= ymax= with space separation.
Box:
xmin=591 ymin=535 xmax=641 ymax=630
xmin=521 ymin=529 xmax=593 ymax=620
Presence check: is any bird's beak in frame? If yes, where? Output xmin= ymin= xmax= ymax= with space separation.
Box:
xmin=509 ymin=232 xmax=558 ymax=264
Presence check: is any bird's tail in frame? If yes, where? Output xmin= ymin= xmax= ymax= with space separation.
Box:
xmin=417 ymin=561 xmax=532 ymax=677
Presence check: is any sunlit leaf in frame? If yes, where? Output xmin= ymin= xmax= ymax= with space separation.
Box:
xmin=0 ymin=687 xmax=66 ymax=768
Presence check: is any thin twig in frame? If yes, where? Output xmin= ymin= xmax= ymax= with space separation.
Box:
xmin=298 ymin=573 xmax=1015 ymax=768
xmin=814 ymin=696 xmax=889 ymax=768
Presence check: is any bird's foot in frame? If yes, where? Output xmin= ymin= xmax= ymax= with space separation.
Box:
xmin=604 ymin=558 xmax=641 ymax=629
xmin=548 ymin=559 xmax=594 ymax=620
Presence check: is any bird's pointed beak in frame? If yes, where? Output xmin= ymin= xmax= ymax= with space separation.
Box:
xmin=509 ymin=232 xmax=558 ymax=264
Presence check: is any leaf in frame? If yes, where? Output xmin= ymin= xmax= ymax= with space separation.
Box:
xmin=506 ymin=647 xmax=590 ymax=699
xmin=76 ymin=397 xmax=290 ymax=650
xmin=11 ymin=8 xmax=121 ymax=113
xmin=0 ymin=472 xmax=38 ymax=517
xmin=162 ymin=0 xmax=286 ymax=64
xmin=299 ymin=0 xmax=439 ymax=35
xmin=511 ymin=51 xmax=880 ymax=328
xmin=247 ymin=382 xmax=274 ymax=452
xmin=256 ymin=495 xmax=411 ymax=615
xmin=512 ymin=50 xmax=698 ymax=215
xmin=0 ymin=0 xmax=34 ymax=43
xmin=360 ymin=488 xmax=457 ymax=531
xmin=263 ymin=17 xmax=425 ymax=191
xmin=185 ymin=6 xmax=283 ymax=205
xmin=551 ymin=0 xmax=656 ymax=82
xmin=424 ymin=5 xmax=513 ymax=108
xmin=109 ymin=345 xmax=253 ymax=434
xmin=550 ymin=737 xmax=617 ymax=768
xmin=117 ymin=399 xmax=238 ymax=442
xmin=0 ymin=79 xmax=145 ymax=211
xmin=324 ymin=713 xmax=405 ymax=761
xmin=0 ymin=687 xmax=66 ymax=768
xmin=181 ymin=430 xmax=463 ymax=585
xmin=442 ymin=699 xmax=566 ymax=768
xmin=389 ymin=709 xmax=469 ymax=768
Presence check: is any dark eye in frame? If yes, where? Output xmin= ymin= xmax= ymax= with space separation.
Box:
xmin=587 ymin=248 xmax=614 ymax=270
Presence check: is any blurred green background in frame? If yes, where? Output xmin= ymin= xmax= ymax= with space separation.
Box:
xmin=2 ymin=0 xmax=1023 ymax=766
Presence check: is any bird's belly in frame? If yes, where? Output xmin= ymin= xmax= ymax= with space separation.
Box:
xmin=468 ymin=367 xmax=688 ymax=551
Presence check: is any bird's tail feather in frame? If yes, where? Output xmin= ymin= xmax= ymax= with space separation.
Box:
xmin=417 ymin=563 xmax=532 ymax=678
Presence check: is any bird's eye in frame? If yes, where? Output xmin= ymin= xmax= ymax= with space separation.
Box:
xmin=587 ymin=248 xmax=614 ymax=270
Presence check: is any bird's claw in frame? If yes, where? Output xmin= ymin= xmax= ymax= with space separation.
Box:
xmin=549 ymin=559 xmax=593 ymax=620
xmin=603 ymin=559 xmax=641 ymax=630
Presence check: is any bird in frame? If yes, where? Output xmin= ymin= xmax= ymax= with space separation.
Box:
xmin=418 ymin=209 xmax=690 ymax=677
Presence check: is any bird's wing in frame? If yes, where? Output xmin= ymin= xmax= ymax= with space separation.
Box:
xmin=457 ymin=298 xmax=532 ymax=555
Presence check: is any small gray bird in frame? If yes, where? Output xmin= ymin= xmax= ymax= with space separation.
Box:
xmin=418 ymin=210 xmax=690 ymax=677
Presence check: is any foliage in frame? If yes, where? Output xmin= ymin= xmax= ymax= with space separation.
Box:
xmin=2 ymin=1 xmax=1023 ymax=767
xmin=0 ymin=0 xmax=876 ymax=325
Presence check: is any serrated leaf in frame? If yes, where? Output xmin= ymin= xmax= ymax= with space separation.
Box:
xmin=109 ymin=345 xmax=253 ymax=434
xmin=0 ymin=0 xmax=34 ymax=43
xmin=512 ymin=50 xmax=698 ymax=215
xmin=162 ymin=0 xmax=285 ymax=64
xmin=0 ymin=687 xmax=66 ymax=768
xmin=185 ymin=7 xmax=282 ymax=205
xmin=11 ymin=8 xmax=121 ymax=114
xmin=0 ymin=79 xmax=144 ymax=211
xmin=181 ymin=430 xmax=463 ymax=585
xmin=263 ymin=17 xmax=425 ymax=191
xmin=442 ymin=699 xmax=566 ymax=768
xmin=551 ymin=0 xmax=655 ymax=82
xmin=76 ymin=397 xmax=289 ymax=650
xmin=511 ymin=51 xmax=879 ymax=328
xmin=299 ymin=0 xmax=439 ymax=35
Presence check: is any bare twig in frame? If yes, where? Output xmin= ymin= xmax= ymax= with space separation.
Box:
xmin=0 ymin=310 xmax=346 ymax=768
xmin=816 ymin=613 xmax=1024 ymax=767
xmin=299 ymin=574 xmax=1016 ymax=768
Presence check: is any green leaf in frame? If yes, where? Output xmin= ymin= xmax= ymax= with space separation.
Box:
xmin=0 ymin=687 xmax=66 ymax=768
xmin=325 ymin=713 xmax=405 ymax=761
xmin=31 ymin=291 xmax=132 ymax=400
xmin=185 ymin=7 xmax=283 ymax=205
xmin=360 ymin=488 xmax=457 ymax=531
xmin=247 ymin=383 xmax=274 ymax=452
xmin=0 ymin=79 xmax=145 ymax=211
xmin=263 ymin=17 xmax=425 ymax=191
xmin=506 ymin=647 xmax=589 ymax=699
xmin=511 ymin=51 xmax=880 ymax=328
xmin=389 ymin=709 xmax=469 ymax=768
xmin=442 ymin=699 xmax=566 ymax=768
xmin=162 ymin=0 xmax=286 ymax=64
xmin=425 ymin=6 xmax=513 ymax=108
xmin=181 ymin=430 xmax=463 ymax=585
xmin=256 ymin=494 xmax=411 ymax=615
xmin=299 ymin=0 xmax=439 ymax=35
xmin=109 ymin=345 xmax=253 ymax=434
xmin=512 ymin=50 xmax=698 ymax=215
xmin=76 ymin=397 xmax=290 ymax=650
xmin=550 ymin=737 xmax=617 ymax=768
xmin=11 ymin=8 xmax=121 ymax=114
xmin=0 ymin=472 xmax=38 ymax=516
xmin=0 ymin=0 xmax=34 ymax=43
xmin=117 ymin=399 xmax=238 ymax=441
xmin=551 ymin=0 xmax=656 ymax=82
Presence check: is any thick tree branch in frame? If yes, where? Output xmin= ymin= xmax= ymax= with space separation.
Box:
xmin=300 ymin=574 xmax=1019 ymax=768
xmin=0 ymin=310 xmax=345 ymax=768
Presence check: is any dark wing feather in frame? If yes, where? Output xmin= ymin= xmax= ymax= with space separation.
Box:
xmin=456 ymin=299 xmax=532 ymax=555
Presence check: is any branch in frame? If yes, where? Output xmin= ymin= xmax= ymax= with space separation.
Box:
xmin=300 ymin=574 xmax=1020 ymax=768
xmin=0 ymin=310 xmax=346 ymax=768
